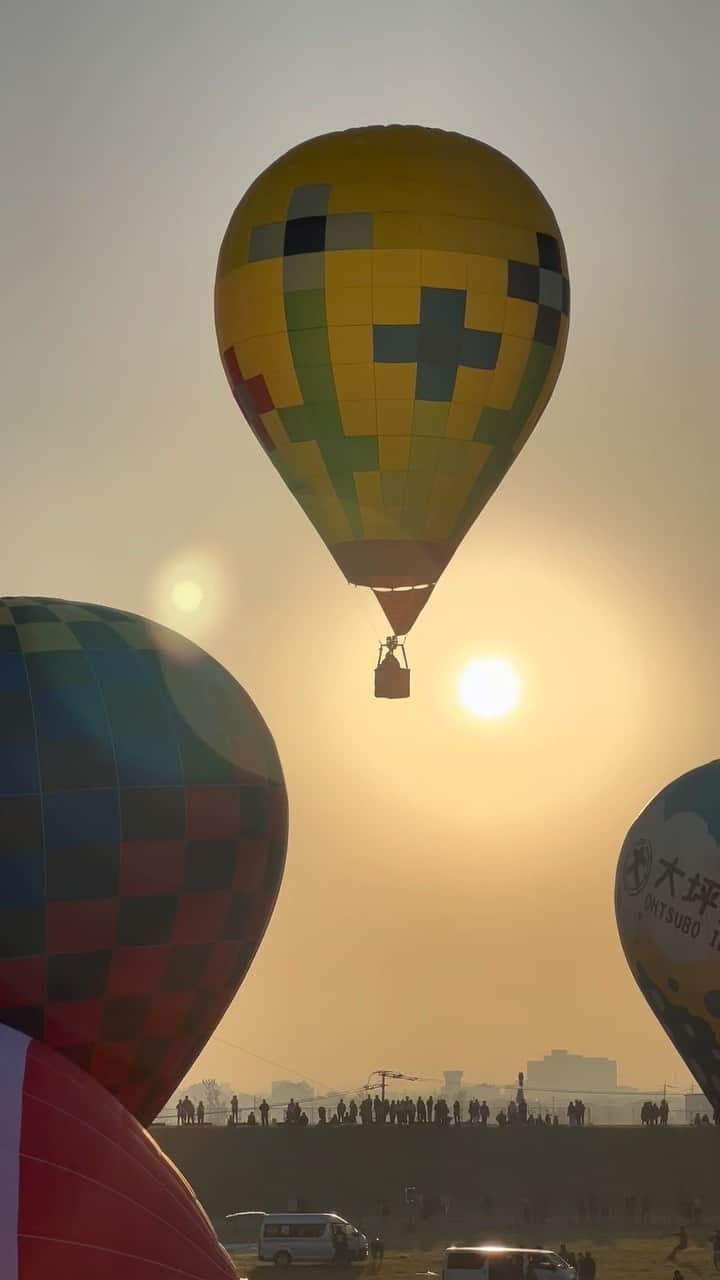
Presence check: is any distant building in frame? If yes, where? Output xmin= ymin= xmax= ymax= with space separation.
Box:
xmin=271 ymin=1080 xmax=314 ymax=1106
xmin=685 ymin=1091 xmax=714 ymax=1123
xmin=526 ymin=1048 xmax=617 ymax=1094
xmin=444 ymin=1071 xmax=463 ymax=1096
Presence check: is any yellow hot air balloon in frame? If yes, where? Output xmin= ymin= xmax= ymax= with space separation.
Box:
xmin=215 ymin=126 xmax=569 ymax=696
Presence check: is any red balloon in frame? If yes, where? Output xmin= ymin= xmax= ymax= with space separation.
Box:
xmin=0 ymin=1023 xmax=235 ymax=1278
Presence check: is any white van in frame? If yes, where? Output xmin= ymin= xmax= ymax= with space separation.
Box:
xmin=444 ymin=1246 xmax=577 ymax=1280
xmin=257 ymin=1213 xmax=368 ymax=1266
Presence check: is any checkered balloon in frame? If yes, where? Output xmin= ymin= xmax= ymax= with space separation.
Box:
xmin=0 ymin=598 xmax=287 ymax=1124
xmin=215 ymin=125 xmax=569 ymax=635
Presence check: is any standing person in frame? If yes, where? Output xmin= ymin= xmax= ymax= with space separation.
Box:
xmin=231 ymin=1094 xmax=239 ymax=1125
xmin=186 ymin=1097 xmax=196 ymax=1125
xmin=337 ymin=1098 xmax=347 ymax=1124
xmin=417 ymin=1097 xmax=426 ymax=1124
xmin=349 ymin=1099 xmax=358 ymax=1124
xmin=480 ymin=1100 xmax=490 ymax=1126
xmin=427 ymin=1095 xmax=434 ymax=1124
xmin=576 ymin=1249 xmax=594 ymax=1280
xmin=453 ymin=1099 xmax=461 ymax=1125
xmin=332 ymin=1226 xmax=349 ymax=1266
xmin=567 ymin=1101 xmax=576 ymax=1126
xmin=260 ymin=1098 xmax=270 ymax=1127
xmin=667 ymin=1227 xmax=688 ymax=1262
xmin=176 ymin=1098 xmax=183 ymax=1125
xmin=196 ymin=1100 xmax=205 ymax=1125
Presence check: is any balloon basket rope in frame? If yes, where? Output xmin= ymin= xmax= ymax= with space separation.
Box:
xmin=374 ymin=636 xmax=411 ymax=699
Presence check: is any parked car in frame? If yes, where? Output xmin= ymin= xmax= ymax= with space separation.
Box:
xmin=444 ymin=1245 xmax=577 ymax=1279
xmin=226 ymin=1211 xmax=368 ymax=1266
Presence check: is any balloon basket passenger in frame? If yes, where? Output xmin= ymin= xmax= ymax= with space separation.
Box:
xmin=375 ymin=636 xmax=410 ymax=699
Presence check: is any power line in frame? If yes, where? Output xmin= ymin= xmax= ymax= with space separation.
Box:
xmin=508 ymin=1083 xmax=687 ymax=1098
xmin=212 ymin=1035 xmax=336 ymax=1095
xmin=180 ymin=1036 xmax=692 ymax=1106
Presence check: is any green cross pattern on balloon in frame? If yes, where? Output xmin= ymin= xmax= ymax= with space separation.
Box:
xmin=0 ymin=597 xmax=288 ymax=1124
xmin=216 ymin=127 xmax=570 ymax=698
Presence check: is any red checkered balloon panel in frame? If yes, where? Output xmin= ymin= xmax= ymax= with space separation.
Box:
xmin=0 ymin=598 xmax=288 ymax=1123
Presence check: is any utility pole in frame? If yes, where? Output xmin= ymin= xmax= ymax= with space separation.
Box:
xmin=365 ymin=1069 xmax=419 ymax=1101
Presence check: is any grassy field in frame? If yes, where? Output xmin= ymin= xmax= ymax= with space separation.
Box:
xmin=228 ymin=1241 xmax=719 ymax=1279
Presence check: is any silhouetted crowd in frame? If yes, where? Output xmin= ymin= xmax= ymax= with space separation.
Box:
xmin=319 ymin=1095 xmax=474 ymax=1125
xmin=273 ymin=1094 xmax=588 ymax=1127
xmin=172 ymin=1092 xmax=604 ymax=1127
xmin=173 ymin=1091 xmax=719 ymax=1129
xmin=641 ymin=1099 xmax=669 ymax=1125
xmin=176 ymin=1096 xmax=205 ymax=1125
xmin=226 ymin=1095 xmax=275 ymax=1126
xmin=566 ymin=1099 xmax=586 ymax=1125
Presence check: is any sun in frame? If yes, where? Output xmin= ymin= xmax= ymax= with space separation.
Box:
xmin=171 ymin=579 xmax=204 ymax=613
xmin=458 ymin=657 xmax=521 ymax=720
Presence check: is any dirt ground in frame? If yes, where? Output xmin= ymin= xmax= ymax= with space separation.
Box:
xmin=228 ymin=1241 xmax=720 ymax=1279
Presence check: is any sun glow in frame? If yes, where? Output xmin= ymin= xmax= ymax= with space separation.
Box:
xmin=171 ymin=580 xmax=204 ymax=613
xmin=148 ymin=545 xmax=229 ymax=641
xmin=458 ymin=658 xmax=521 ymax=720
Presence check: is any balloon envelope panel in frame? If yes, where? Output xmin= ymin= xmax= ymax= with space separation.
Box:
xmin=615 ymin=760 xmax=720 ymax=1106
xmin=215 ymin=125 xmax=569 ymax=594
xmin=0 ymin=1023 xmax=236 ymax=1279
xmin=0 ymin=598 xmax=288 ymax=1124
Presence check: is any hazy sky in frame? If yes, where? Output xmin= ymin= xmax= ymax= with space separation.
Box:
xmin=2 ymin=0 xmax=720 ymax=1099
